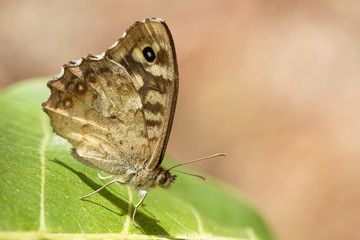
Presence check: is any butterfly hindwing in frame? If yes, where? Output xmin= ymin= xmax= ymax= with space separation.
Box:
xmin=43 ymin=57 xmax=153 ymax=175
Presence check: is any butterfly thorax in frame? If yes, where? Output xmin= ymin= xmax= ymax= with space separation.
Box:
xmin=128 ymin=166 xmax=176 ymax=191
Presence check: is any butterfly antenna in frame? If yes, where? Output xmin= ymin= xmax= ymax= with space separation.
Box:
xmin=170 ymin=169 xmax=209 ymax=183
xmin=167 ymin=153 xmax=226 ymax=172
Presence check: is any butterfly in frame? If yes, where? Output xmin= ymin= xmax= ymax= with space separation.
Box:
xmin=42 ymin=18 xmax=224 ymax=228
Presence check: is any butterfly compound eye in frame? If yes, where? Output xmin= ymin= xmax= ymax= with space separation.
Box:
xmin=159 ymin=173 xmax=167 ymax=185
xmin=156 ymin=172 xmax=168 ymax=186
xmin=142 ymin=46 xmax=156 ymax=62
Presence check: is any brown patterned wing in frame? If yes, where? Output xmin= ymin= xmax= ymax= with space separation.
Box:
xmin=43 ymin=18 xmax=178 ymax=175
xmin=43 ymin=57 xmax=152 ymax=175
xmin=105 ymin=18 xmax=179 ymax=170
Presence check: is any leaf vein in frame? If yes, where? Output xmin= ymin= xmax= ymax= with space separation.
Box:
xmin=120 ymin=187 xmax=133 ymax=234
xmin=187 ymin=204 xmax=205 ymax=235
xmin=39 ymin=113 xmax=50 ymax=232
xmin=0 ymin=231 xmax=242 ymax=240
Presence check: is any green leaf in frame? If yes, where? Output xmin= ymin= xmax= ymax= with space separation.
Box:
xmin=0 ymin=79 xmax=275 ymax=240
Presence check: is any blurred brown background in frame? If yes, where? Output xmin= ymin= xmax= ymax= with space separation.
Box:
xmin=1 ymin=1 xmax=359 ymax=239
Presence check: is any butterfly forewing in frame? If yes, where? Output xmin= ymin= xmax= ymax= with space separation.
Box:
xmin=43 ymin=18 xmax=178 ymax=176
xmin=105 ymin=19 xmax=178 ymax=170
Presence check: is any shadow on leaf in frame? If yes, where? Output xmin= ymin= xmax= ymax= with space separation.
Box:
xmin=52 ymin=159 xmax=172 ymax=236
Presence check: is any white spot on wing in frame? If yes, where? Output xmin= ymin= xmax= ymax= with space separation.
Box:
xmin=146 ymin=64 xmax=172 ymax=80
xmin=145 ymin=90 xmax=165 ymax=105
xmin=87 ymin=55 xmax=97 ymax=60
xmin=123 ymin=96 xmax=142 ymax=112
xmin=141 ymin=18 xmax=164 ymax=24
xmin=147 ymin=125 xmax=160 ymax=139
xmin=109 ymin=40 xmax=119 ymax=50
xmin=69 ymin=58 xmax=83 ymax=66
xmin=64 ymin=100 xmax=71 ymax=107
xmin=53 ymin=67 xmax=65 ymax=80
xmin=152 ymin=42 xmax=161 ymax=52
xmin=144 ymin=110 xmax=162 ymax=122
xmin=95 ymin=52 xmax=105 ymax=59
xmin=133 ymin=73 xmax=144 ymax=90
xmin=131 ymin=47 xmax=143 ymax=63
xmin=148 ymin=18 xmax=163 ymax=22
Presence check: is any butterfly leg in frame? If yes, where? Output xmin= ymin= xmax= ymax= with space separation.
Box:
xmin=80 ymin=179 xmax=126 ymax=199
xmin=97 ymin=173 xmax=113 ymax=180
xmin=132 ymin=190 xmax=148 ymax=228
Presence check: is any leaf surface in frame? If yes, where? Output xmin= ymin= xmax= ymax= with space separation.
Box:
xmin=0 ymin=79 xmax=275 ymax=240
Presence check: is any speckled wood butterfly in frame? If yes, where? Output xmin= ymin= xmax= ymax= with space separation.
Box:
xmin=42 ymin=18 xmax=224 ymax=228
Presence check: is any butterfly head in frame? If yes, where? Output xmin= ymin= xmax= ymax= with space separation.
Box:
xmin=155 ymin=171 xmax=176 ymax=188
